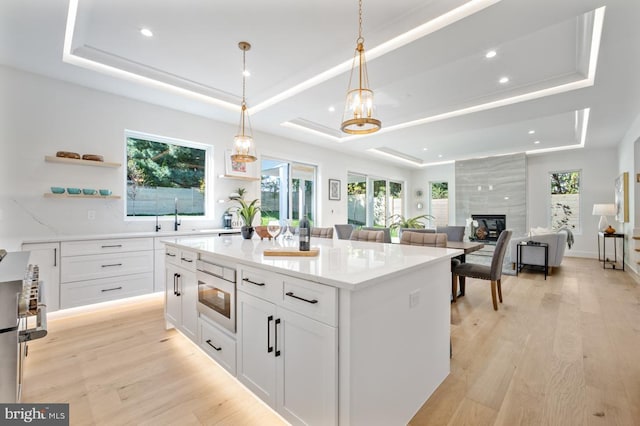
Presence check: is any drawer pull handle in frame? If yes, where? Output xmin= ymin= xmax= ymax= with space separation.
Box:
xmin=101 ymin=286 xmax=122 ymax=292
xmin=275 ymin=318 xmax=281 ymax=357
xmin=166 ymin=253 xmax=176 ymax=257
xmin=101 ymin=263 xmax=122 ymax=268
xmin=267 ymin=315 xmax=273 ymax=353
xmin=285 ymin=292 xmax=318 ymax=304
xmin=101 ymin=244 xmax=123 ymax=248
xmin=181 ymin=257 xmax=193 ymax=263
xmin=205 ymin=339 xmax=222 ymax=351
xmin=243 ymin=277 xmax=265 ymax=287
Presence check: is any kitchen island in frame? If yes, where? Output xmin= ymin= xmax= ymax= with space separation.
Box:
xmin=165 ymin=235 xmax=461 ymax=426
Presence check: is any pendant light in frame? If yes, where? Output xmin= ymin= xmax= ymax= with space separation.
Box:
xmin=231 ymin=41 xmax=257 ymax=163
xmin=341 ymin=0 xmax=381 ymax=135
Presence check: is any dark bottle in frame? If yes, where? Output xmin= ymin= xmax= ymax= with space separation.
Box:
xmin=299 ymin=211 xmax=310 ymax=251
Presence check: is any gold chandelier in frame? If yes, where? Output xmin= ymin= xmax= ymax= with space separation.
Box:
xmin=231 ymin=41 xmax=257 ymax=163
xmin=341 ymin=0 xmax=381 ymax=135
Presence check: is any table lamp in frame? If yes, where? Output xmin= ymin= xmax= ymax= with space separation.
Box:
xmin=592 ymin=203 xmax=616 ymax=231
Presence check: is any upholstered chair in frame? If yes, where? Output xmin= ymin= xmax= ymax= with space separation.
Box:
xmin=436 ymin=226 xmax=465 ymax=242
xmin=451 ymin=230 xmax=512 ymax=310
xmin=334 ymin=224 xmax=355 ymax=240
xmin=310 ymin=227 xmax=333 ymax=239
xmin=398 ymin=228 xmax=435 ymax=240
xmin=349 ymin=229 xmax=385 ymax=243
xmin=361 ymin=227 xmax=392 ymax=243
xmin=399 ymin=231 xmax=447 ymax=247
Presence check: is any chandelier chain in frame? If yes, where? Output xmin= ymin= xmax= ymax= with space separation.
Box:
xmin=242 ymin=49 xmax=246 ymax=106
xmin=358 ymin=0 xmax=363 ymax=42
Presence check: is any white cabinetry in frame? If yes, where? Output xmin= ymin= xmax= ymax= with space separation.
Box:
xmin=164 ymin=248 xmax=198 ymax=341
xmin=237 ymin=266 xmax=337 ymax=426
xmin=21 ymin=242 xmax=60 ymax=312
xmin=59 ymin=238 xmax=153 ymax=308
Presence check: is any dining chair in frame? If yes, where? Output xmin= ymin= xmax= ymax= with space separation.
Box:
xmin=349 ymin=229 xmax=385 ymax=243
xmin=361 ymin=227 xmax=392 ymax=243
xmin=399 ymin=231 xmax=447 ymax=247
xmin=451 ymin=230 xmax=512 ymax=310
xmin=436 ymin=225 xmax=465 ymax=242
xmin=310 ymin=227 xmax=333 ymax=239
xmin=334 ymin=224 xmax=355 ymax=240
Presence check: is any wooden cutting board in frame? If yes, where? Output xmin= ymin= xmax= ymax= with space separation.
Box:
xmin=263 ymin=247 xmax=319 ymax=257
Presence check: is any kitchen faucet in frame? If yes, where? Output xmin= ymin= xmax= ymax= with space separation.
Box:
xmin=174 ymin=198 xmax=181 ymax=231
xmin=155 ymin=215 xmax=162 ymax=232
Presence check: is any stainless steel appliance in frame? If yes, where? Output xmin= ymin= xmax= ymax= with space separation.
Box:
xmin=0 ymin=251 xmax=48 ymax=403
xmin=196 ymin=259 xmax=236 ymax=333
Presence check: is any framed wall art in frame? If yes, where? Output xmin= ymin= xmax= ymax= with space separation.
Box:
xmin=224 ymin=150 xmax=257 ymax=179
xmin=614 ymin=172 xmax=629 ymax=222
xmin=329 ymin=179 xmax=341 ymax=201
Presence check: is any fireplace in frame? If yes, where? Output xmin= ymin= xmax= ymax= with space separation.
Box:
xmin=470 ymin=214 xmax=506 ymax=241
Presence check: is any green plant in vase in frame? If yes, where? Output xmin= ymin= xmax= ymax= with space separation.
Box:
xmin=388 ymin=213 xmax=434 ymax=238
xmin=229 ymin=188 xmax=261 ymax=239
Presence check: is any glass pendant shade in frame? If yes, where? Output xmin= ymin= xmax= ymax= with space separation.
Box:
xmin=341 ymin=1 xmax=381 ymax=135
xmin=231 ymin=41 xmax=257 ymax=163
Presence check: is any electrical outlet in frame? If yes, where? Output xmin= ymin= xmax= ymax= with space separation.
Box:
xmin=87 ymin=210 xmax=96 ymax=220
xmin=409 ymin=289 xmax=420 ymax=308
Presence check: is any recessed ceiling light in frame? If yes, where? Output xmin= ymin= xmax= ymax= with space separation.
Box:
xmin=438 ymin=154 xmax=443 ymax=158
xmin=528 ymin=130 xmax=535 ymax=135
xmin=485 ymin=50 xmax=497 ymax=59
xmin=499 ymin=76 xmax=509 ymax=84
xmin=140 ymin=28 xmax=153 ymax=37
xmin=504 ymin=196 xmax=510 ymax=200
xmin=423 ymin=147 xmax=428 ymax=151
xmin=242 ymin=70 xmax=251 ymax=77
xmin=328 ymin=106 xmax=335 ymax=112
xmin=534 ymin=140 xmax=540 ymax=144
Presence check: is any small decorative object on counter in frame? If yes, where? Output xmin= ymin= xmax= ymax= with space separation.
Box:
xmin=299 ymin=209 xmax=310 ymax=251
xmin=228 ymin=188 xmax=260 ymax=239
xmin=605 ymin=225 xmax=616 ymax=234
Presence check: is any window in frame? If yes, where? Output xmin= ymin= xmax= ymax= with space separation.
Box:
xmin=550 ymin=170 xmax=580 ymax=232
xmin=261 ymin=158 xmax=316 ymax=225
xmin=126 ymin=131 xmax=210 ymax=218
xmin=429 ymin=182 xmax=449 ymax=227
xmin=347 ymin=173 xmax=403 ymax=227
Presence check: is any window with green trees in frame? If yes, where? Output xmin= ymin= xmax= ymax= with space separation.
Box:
xmin=550 ymin=170 xmax=580 ymax=231
xmin=126 ymin=133 xmax=209 ymax=217
xmin=430 ymin=182 xmax=448 ymax=227
xmin=347 ymin=173 xmax=403 ymax=227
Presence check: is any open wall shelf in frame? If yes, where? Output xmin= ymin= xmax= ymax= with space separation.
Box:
xmin=45 ymin=156 xmax=121 ymax=168
xmin=44 ymin=193 xmax=121 ymax=199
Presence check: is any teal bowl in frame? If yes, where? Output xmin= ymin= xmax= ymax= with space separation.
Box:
xmin=50 ymin=187 xmax=65 ymax=194
xmin=67 ymin=187 xmax=81 ymax=195
xmin=99 ymin=189 xmax=112 ymax=196
xmin=82 ymin=188 xmax=97 ymax=195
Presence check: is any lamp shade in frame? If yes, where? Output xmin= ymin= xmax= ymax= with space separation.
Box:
xmin=592 ymin=204 xmax=616 ymax=216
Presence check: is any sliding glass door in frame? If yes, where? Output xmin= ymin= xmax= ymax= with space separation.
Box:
xmin=348 ymin=173 xmax=403 ymax=227
xmin=261 ymin=158 xmax=316 ymax=225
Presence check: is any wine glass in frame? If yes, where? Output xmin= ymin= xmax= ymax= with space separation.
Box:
xmin=267 ymin=220 xmax=281 ymax=243
xmin=282 ymin=219 xmax=294 ymax=240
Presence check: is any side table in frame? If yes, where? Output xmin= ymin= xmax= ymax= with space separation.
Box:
xmin=597 ymin=232 xmax=625 ymax=270
xmin=516 ymin=241 xmax=549 ymax=279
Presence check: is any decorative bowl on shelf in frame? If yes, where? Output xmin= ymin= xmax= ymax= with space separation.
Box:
xmin=56 ymin=151 xmax=80 ymax=159
xmin=50 ymin=187 xmax=65 ymax=194
xmin=82 ymin=188 xmax=97 ymax=195
xmin=98 ymin=189 xmax=112 ymax=196
xmin=82 ymin=154 xmax=104 ymax=162
xmin=67 ymin=187 xmax=81 ymax=195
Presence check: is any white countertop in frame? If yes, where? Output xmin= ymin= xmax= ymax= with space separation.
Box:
xmin=166 ymin=235 xmax=463 ymax=291
xmin=21 ymin=228 xmax=240 ymax=245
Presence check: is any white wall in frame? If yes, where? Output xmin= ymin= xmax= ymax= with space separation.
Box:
xmin=0 ymin=65 xmax=411 ymax=250
xmin=617 ymin=111 xmax=640 ymax=272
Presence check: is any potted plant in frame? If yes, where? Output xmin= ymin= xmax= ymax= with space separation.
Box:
xmin=229 ymin=188 xmax=261 ymax=239
xmin=388 ymin=213 xmax=434 ymax=238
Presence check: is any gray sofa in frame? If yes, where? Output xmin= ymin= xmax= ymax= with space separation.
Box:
xmin=509 ymin=229 xmax=569 ymax=275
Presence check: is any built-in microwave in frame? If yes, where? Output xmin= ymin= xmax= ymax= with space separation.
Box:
xmin=196 ymin=259 xmax=236 ymax=333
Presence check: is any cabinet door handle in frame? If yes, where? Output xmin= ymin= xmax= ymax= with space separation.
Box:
xmin=205 ymin=339 xmax=222 ymax=351
xmin=101 ymin=244 xmax=123 ymax=248
xmin=173 ymin=273 xmax=178 ymax=296
xmin=285 ymin=292 xmax=318 ymax=304
xmin=267 ymin=315 xmax=274 ymax=353
xmin=166 ymin=253 xmax=176 ymax=257
xmin=101 ymin=286 xmax=122 ymax=293
xmin=181 ymin=257 xmax=193 ymax=263
xmin=101 ymin=263 xmax=122 ymax=268
xmin=275 ymin=318 xmax=281 ymax=357
xmin=175 ymin=273 xmax=181 ymax=296
xmin=242 ymin=277 xmax=265 ymax=287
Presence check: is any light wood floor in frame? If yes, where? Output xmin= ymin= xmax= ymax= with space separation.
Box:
xmin=23 ymin=257 xmax=640 ymax=425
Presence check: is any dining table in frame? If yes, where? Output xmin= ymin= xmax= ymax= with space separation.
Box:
xmin=446 ymin=241 xmax=485 ymax=297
